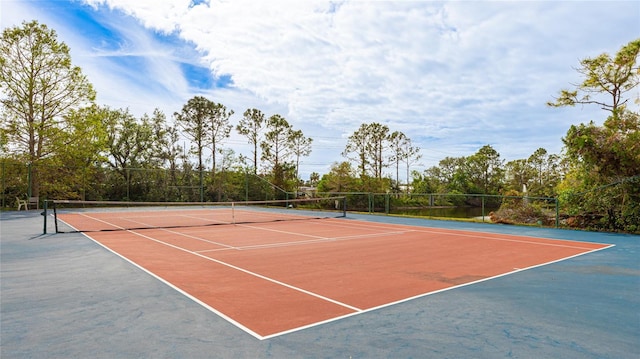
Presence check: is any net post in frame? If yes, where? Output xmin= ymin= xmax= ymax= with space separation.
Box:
xmin=342 ymin=196 xmax=347 ymax=217
xmin=43 ymin=200 xmax=48 ymax=234
xmin=232 ymin=201 xmax=235 ymax=224
xmin=53 ymin=201 xmax=59 ymax=233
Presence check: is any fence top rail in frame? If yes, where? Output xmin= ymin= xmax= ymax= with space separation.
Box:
xmin=313 ymin=192 xmax=556 ymax=201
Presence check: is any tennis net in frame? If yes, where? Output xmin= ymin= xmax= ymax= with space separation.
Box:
xmin=46 ymin=197 xmax=346 ymax=233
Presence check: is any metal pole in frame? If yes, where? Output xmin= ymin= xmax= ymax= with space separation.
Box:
xmin=555 ymin=198 xmax=560 ymax=228
xmin=244 ymin=172 xmax=248 ymax=201
xmin=342 ymin=196 xmax=347 ymax=217
xmin=27 ymin=162 xmax=32 ymax=197
xmin=1 ymin=160 xmax=5 ymax=209
xmin=53 ymin=202 xmax=59 ymax=233
xmin=43 ymin=200 xmax=47 ymax=234
xmin=385 ymin=193 xmax=390 ymax=214
xmin=126 ymin=168 xmax=130 ymax=200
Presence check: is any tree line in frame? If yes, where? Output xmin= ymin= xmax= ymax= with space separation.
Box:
xmin=1 ymin=21 xmax=638 ymax=232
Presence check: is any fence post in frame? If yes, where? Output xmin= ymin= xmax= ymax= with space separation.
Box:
xmin=385 ymin=193 xmax=390 ymax=214
xmin=1 ymin=160 xmax=4 ymax=208
xmin=27 ymin=162 xmax=32 ymax=197
xmin=555 ymin=198 xmax=559 ymax=228
xmin=244 ymin=172 xmax=248 ymax=201
xmin=126 ymin=168 xmax=130 ymax=200
xmin=199 ymin=168 xmax=204 ymax=202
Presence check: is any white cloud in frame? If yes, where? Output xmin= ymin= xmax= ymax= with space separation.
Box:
xmin=4 ymin=0 xmax=639 ymax=181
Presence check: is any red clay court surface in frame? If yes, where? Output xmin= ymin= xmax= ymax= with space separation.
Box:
xmin=58 ymin=211 xmax=613 ymax=340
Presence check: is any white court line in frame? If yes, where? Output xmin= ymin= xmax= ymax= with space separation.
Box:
xmin=259 ymin=242 xmax=616 ymax=340
xmin=327 ymin=219 xmax=609 ymax=250
xmin=71 ymin=229 xmax=264 ymax=340
xmin=222 ymin=230 xmax=413 ymax=252
xmin=181 ymin=218 xmax=412 ymax=253
xmin=230 ymin=222 xmax=412 ymax=249
xmin=78 ymin=212 xmax=406 ymax=253
xmin=154 ymin=227 xmax=238 ymax=250
xmin=78 ymin=213 xmax=127 ymax=230
xmin=70 ymin=214 xmax=615 ymax=340
xmin=126 ymin=229 xmax=364 ymax=314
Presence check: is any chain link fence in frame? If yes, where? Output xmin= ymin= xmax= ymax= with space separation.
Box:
xmin=2 ymin=159 xmax=558 ymax=227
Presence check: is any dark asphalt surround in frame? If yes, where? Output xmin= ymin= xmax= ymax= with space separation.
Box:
xmin=1 ymin=211 xmax=638 ymax=358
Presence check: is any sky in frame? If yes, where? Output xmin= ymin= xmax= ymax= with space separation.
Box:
xmin=2 ymin=0 xmax=639 ymax=182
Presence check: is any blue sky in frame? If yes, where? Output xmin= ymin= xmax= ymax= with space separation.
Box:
xmin=2 ymin=0 xmax=639 ymax=181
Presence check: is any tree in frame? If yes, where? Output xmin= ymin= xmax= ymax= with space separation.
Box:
xmin=43 ymin=104 xmax=108 ymax=200
xmin=147 ymin=108 xmax=183 ymax=198
xmin=503 ymin=148 xmax=564 ymax=198
xmin=527 ymin=148 xmax=548 ymax=191
xmin=367 ymin=123 xmax=390 ymax=179
xmin=208 ymin=102 xmax=233 ymax=178
xmin=151 ymin=109 xmax=182 ymax=179
xmin=437 ymin=156 xmax=470 ymax=193
xmin=389 ymin=131 xmax=421 ymax=191
xmin=550 ymin=38 xmax=640 ymax=232
xmin=289 ymin=129 xmax=313 ymax=183
xmin=410 ymin=169 xmax=438 ymax=194
xmin=527 ymin=148 xmax=563 ymax=197
xmin=309 ymin=172 xmax=320 ymax=187
xmin=548 ymin=39 xmax=639 ymax=119
xmin=342 ymin=123 xmax=370 ymax=178
xmin=261 ymin=114 xmax=294 ymax=191
xmin=504 ymin=159 xmax=532 ymax=194
xmin=103 ymin=107 xmax=159 ymax=199
xmin=389 ymin=131 xmax=407 ymax=186
xmin=0 ymin=20 xmax=95 ymax=197
xmin=317 ymin=161 xmax=356 ymax=193
xmin=236 ymin=108 xmax=265 ymax=174
xmin=560 ymin=109 xmax=640 ymax=231
xmin=467 ymin=145 xmax=504 ymax=194
xmin=174 ymin=96 xmax=215 ymax=200
xmin=342 ymin=122 xmax=390 ymax=179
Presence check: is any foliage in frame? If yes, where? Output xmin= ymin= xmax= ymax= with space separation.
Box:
xmin=503 ymin=148 xmax=564 ymax=198
xmin=261 ymin=114 xmax=294 ymax=194
xmin=548 ymin=39 xmax=639 ymax=116
xmin=208 ymin=102 xmax=233 ymax=177
xmin=289 ymin=129 xmax=313 ymax=183
xmin=174 ymin=96 xmax=212 ymax=172
xmin=489 ymin=189 xmax=554 ymax=225
xmin=559 ymin=110 xmax=640 ymax=232
xmin=342 ymin=122 xmax=390 ymax=179
xmin=388 ymin=131 xmax=421 ymax=189
xmin=551 ymin=38 xmax=640 ymax=233
xmin=410 ymin=170 xmax=438 ymax=194
xmin=0 ymin=20 xmax=96 ymax=196
xmin=317 ymin=161 xmax=356 ymax=193
xmin=236 ymin=108 xmax=265 ymax=174
xmin=411 ymin=145 xmax=504 ymax=195
xmin=3 ymin=20 xmax=636 ymax=233
xmin=466 ymin=145 xmax=504 ymax=194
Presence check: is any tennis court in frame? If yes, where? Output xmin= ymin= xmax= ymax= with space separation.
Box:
xmin=2 ymin=208 xmax=639 ymax=358
xmin=51 ymin=200 xmax=612 ymax=339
